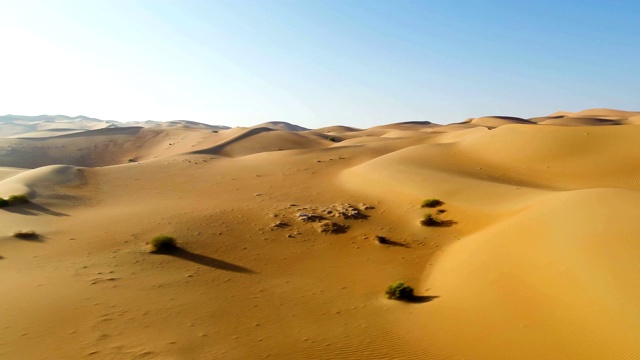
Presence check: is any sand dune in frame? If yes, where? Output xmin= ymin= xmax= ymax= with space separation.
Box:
xmin=570 ymin=108 xmax=640 ymax=118
xmin=7 ymin=128 xmax=88 ymax=138
xmin=622 ymin=116 xmax=640 ymax=125
xmin=0 ymin=165 xmax=83 ymax=199
xmin=252 ymin=121 xmax=309 ymax=132
xmin=427 ymin=125 xmax=489 ymax=143
xmin=0 ymin=125 xmax=332 ymax=168
xmin=0 ymin=115 xmax=118 ymax=137
xmin=466 ymin=115 xmax=534 ymax=128
xmin=0 ymin=114 xmax=230 ymax=138
xmin=548 ymin=108 xmax=640 ymax=121
xmin=422 ymin=187 xmax=640 ymax=359
xmin=2 ymin=109 xmax=640 ymax=359
xmin=192 ymin=127 xmax=330 ymax=157
xmin=370 ymin=120 xmax=435 ymax=131
xmin=538 ymin=117 xmax=620 ymax=126
xmin=149 ymin=120 xmax=229 ymax=131
xmin=312 ymin=125 xmax=363 ymax=133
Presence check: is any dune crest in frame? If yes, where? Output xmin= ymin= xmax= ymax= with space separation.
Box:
xmin=0 ymin=164 xmax=83 ymax=198
xmin=467 ymin=116 xmax=533 ymax=128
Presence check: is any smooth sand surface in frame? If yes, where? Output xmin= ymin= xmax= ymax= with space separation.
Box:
xmin=1 ymin=109 xmax=640 ymax=359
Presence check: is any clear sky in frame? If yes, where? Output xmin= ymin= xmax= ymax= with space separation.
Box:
xmin=1 ymin=0 xmax=638 ymax=128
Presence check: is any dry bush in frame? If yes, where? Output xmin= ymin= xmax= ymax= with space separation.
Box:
xmin=13 ymin=230 xmax=38 ymax=240
xmin=149 ymin=235 xmax=178 ymax=253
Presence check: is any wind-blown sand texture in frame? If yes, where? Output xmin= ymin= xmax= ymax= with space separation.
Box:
xmin=1 ymin=108 xmax=640 ymax=359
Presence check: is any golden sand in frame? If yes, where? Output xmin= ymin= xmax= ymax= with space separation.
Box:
xmin=1 ymin=109 xmax=639 ymax=359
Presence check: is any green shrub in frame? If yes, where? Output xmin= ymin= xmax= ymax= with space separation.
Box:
xmin=385 ymin=281 xmax=415 ymax=300
xmin=8 ymin=194 xmax=29 ymax=205
xmin=421 ymin=198 xmax=443 ymax=208
xmin=0 ymin=198 xmax=8 ymax=207
xmin=420 ymin=213 xmax=442 ymax=226
xmin=149 ymin=235 xmax=178 ymax=253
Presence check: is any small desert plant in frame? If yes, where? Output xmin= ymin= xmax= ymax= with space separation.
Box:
xmin=8 ymin=194 xmax=29 ymax=205
xmin=327 ymin=136 xmax=337 ymax=142
xmin=375 ymin=235 xmax=390 ymax=244
xmin=421 ymin=213 xmax=442 ymax=226
xmin=385 ymin=281 xmax=415 ymax=300
xmin=148 ymin=235 xmax=178 ymax=253
xmin=13 ymin=230 xmax=38 ymax=239
xmin=0 ymin=198 xmax=8 ymax=207
xmin=421 ymin=198 xmax=443 ymax=208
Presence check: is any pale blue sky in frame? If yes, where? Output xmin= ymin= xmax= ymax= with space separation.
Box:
xmin=1 ymin=0 xmax=638 ymax=128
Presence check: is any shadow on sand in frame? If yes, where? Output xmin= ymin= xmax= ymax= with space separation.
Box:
xmin=3 ymin=203 xmax=68 ymax=217
xmin=13 ymin=232 xmax=45 ymax=242
xmin=405 ymin=295 xmax=440 ymax=304
xmin=375 ymin=236 xmax=410 ymax=248
xmin=158 ymin=248 xmax=256 ymax=274
xmin=422 ymin=219 xmax=457 ymax=228
xmin=435 ymin=220 xmax=456 ymax=228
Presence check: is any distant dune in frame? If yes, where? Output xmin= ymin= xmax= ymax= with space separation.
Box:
xmin=549 ymin=108 xmax=640 ymax=119
xmin=370 ymin=120 xmax=434 ymax=130
xmin=466 ymin=116 xmax=534 ymax=128
xmin=538 ymin=117 xmax=620 ymax=126
xmin=150 ymin=120 xmax=230 ymax=131
xmin=570 ymin=108 xmax=640 ymax=118
xmin=252 ymin=121 xmax=309 ymax=132
xmin=191 ymin=126 xmax=330 ymax=157
xmin=0 ymin=114 xmax=229 ymax=138
xmin=2 ymin=109 xmax=640 ymax=359
xmin=312 ymin=125 xmax=363 ymax=133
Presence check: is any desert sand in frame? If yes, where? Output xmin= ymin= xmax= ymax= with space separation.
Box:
xmin=2 ymin=108 xmax=640 ymax=359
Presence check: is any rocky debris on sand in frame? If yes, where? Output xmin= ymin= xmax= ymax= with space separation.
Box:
xmin=316 ymin=220 xmax=349 ymax=234
xmin=297 ymin=213 xmax=325 ymax=223
xmin=320 ymin=204 xmax=369 ymax=220
xmin=270 ymin=221 xmax=290 ymax=229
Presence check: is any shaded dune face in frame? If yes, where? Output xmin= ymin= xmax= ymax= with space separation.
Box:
xmin=2 ymin=109 xmax=640 ymax=359
xmin=190 ymin=127 xmax=331 ymax=157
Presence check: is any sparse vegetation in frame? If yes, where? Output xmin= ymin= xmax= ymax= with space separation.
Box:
xmin=0 ymin=194 xmax=30 ymax=207
xmin=385 ymin=281 xmax=415 ymax=300
xmin=13 ymin=230 xmax=38 ymax=240
xmin=8 ymin=194 xmax=29 ymax=205
xmin=376 ymin=235 xmax=390 ymax=244
xmin=421 ymin=213 xmax=443 ymax=226
xmin=421 ymin=198 xmax=443 ymax=208
xmin=149 ymin=235 xmax=178 ymax=253
xmin=327 ymin=136 xmax=337 ymax=142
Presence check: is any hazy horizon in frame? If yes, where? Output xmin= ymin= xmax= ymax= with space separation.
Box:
xmin=1 ymin=0 xmax=639 ymax=129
